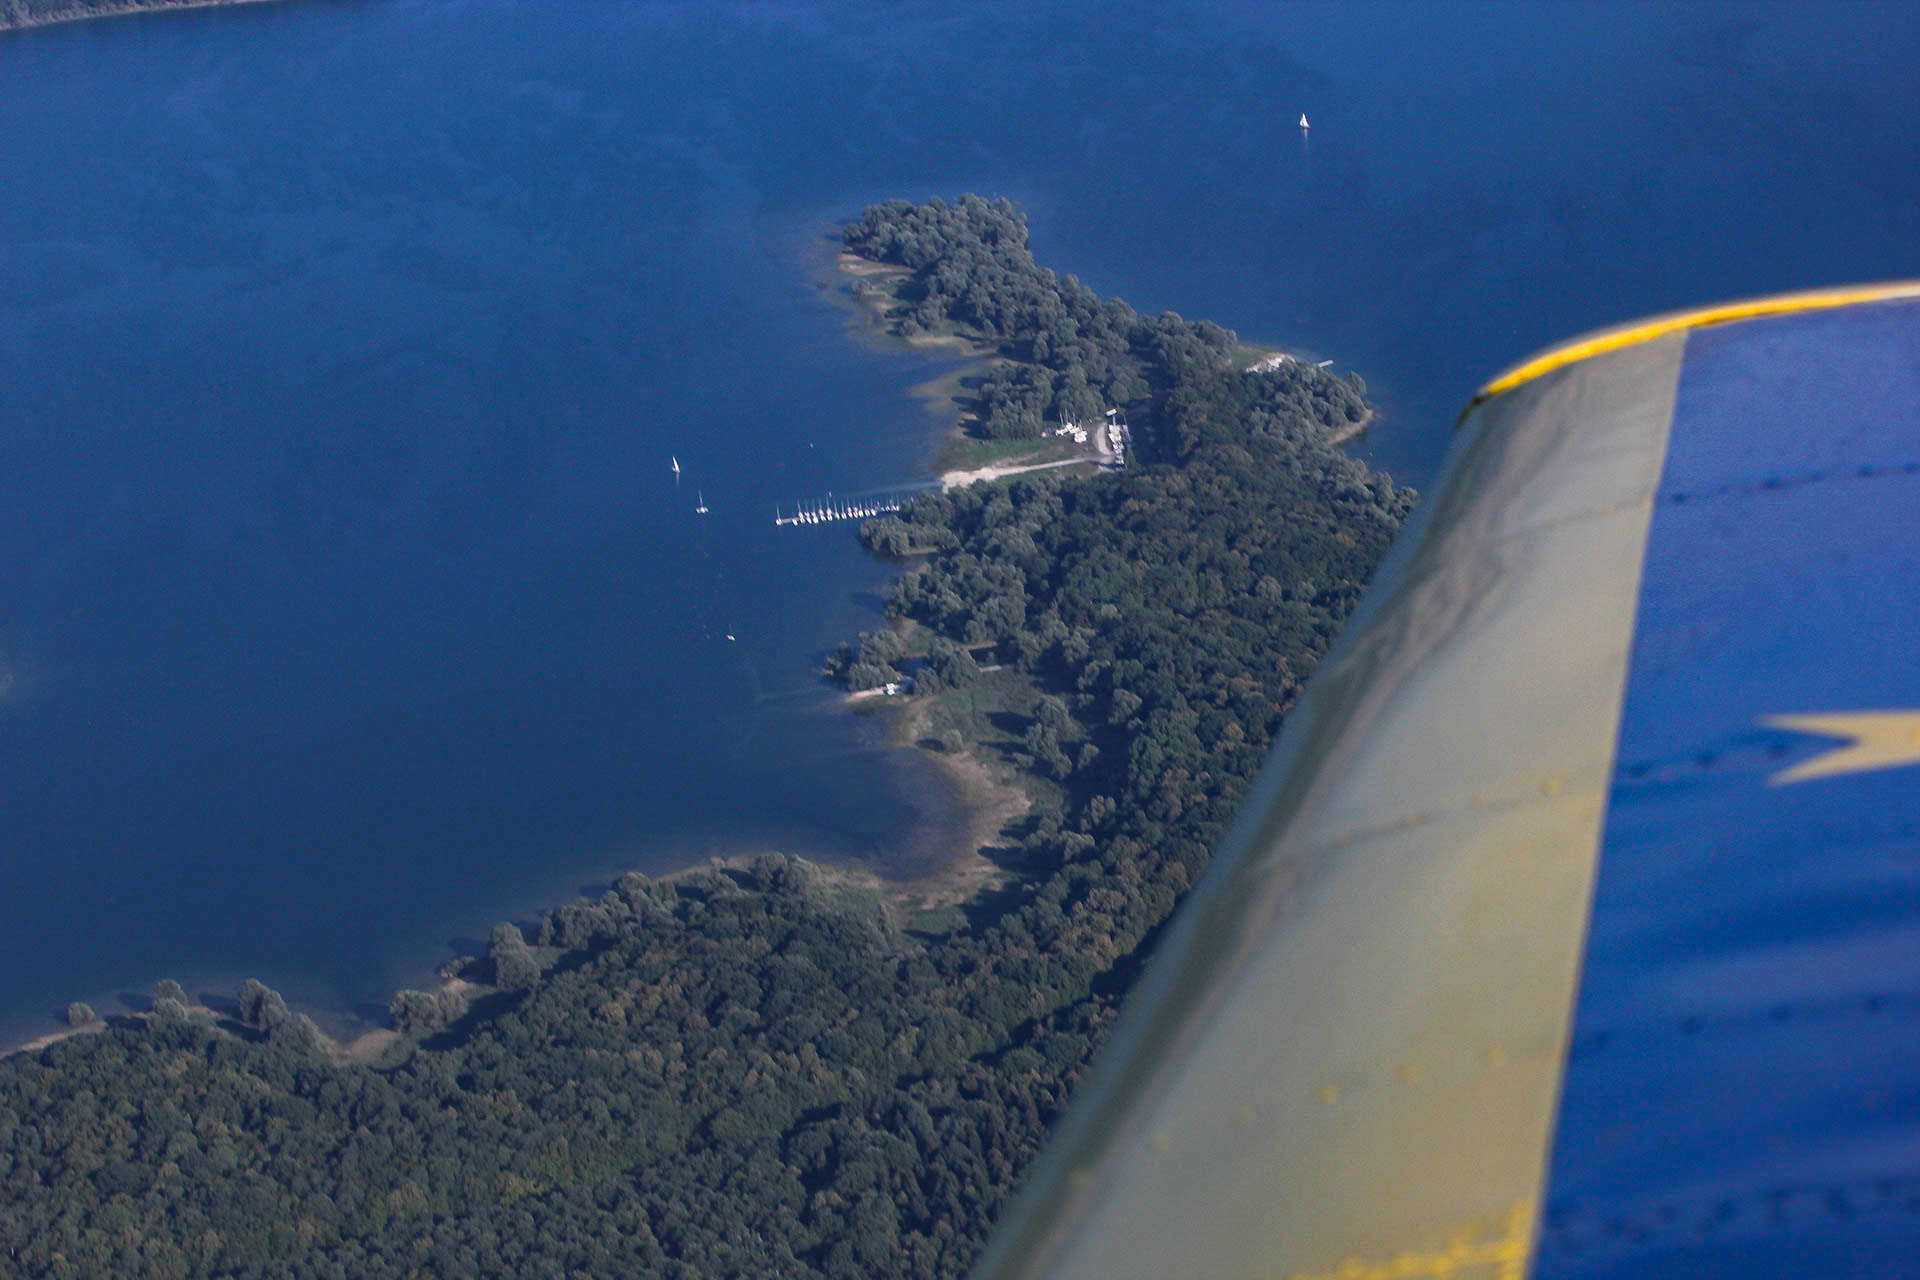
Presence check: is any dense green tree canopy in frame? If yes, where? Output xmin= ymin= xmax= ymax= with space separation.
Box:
xmin=0 ymin=196 xmax=1412 ymax=1278
xmin=842 ymin=195 xmax=1359 ymax=441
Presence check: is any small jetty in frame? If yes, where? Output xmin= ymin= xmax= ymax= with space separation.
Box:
xmin=775 ymin=489 xmax=923 ymax=528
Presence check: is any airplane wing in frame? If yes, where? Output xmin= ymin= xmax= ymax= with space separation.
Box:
xmin=971 ymin=283 xmax=1920 ymax=1280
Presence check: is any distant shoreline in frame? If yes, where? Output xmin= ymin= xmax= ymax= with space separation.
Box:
xmin=0 ymin=0 xmax=293 ymax=37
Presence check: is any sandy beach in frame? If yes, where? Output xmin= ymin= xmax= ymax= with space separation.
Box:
xmin=5 ymin=1023 xmax=98 ymax=1058
xmin=879 ymin=696 xmax=1032 ymax=918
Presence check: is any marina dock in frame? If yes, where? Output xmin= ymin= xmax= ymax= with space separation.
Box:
xmin=775 ymin=489 xmax=926 ymax=528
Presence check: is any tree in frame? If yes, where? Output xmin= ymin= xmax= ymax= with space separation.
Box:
xmin=926 ymin=637 xmax=980 ymax=689
xmin=236 ymin=979 xmax=288 ymax=1029
xmin=1034 ymin=695 xmax=1070 ymax=731
xmin=490 ymin=922 xmax=540 ymax=989
xmin=846 ymin=661 xmax=900 ymax=691
xmin=749 ymin=853 xmax=815 ymax=896
xmin=152 ymin=979 xmax=188 ymax=1006
xmin=268 ymin=1012 xmax=325 ymax=1057
xmin=390 ymin=986 xmax=466 ymax=1035
xmin=1057 ymin=380 xmax=1103 ymax=428
xmin=860 ymin=517 xmax=917 ymax=557
xmin=65 ymin=1002 xmax=94 ymax=1028
xmin=858 ymin=629 xmax=906 ymax=667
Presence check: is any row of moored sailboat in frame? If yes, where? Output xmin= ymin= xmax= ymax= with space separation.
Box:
xmin=774 ymin=495 xmax=904 ymax=527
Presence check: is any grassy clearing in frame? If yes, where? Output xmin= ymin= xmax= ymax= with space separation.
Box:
xmin=918 ymin=670 xmax=1064 ymax=796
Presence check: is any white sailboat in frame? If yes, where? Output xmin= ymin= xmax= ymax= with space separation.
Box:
xmin=671 ymin=455 xmax=681 ymax=483
xmin=695 ymin=489 xmax=709 ymax=515
xmin=1298 ymin=113 xmax=1310 ymax=130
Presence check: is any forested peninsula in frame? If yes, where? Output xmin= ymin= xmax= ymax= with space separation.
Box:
xmin=0 ymin=197 xmax=1414 ymax=1278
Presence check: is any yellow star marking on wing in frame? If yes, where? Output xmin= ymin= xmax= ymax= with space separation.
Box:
xmin=1763 ymin=711 xmax=1920 ymax=785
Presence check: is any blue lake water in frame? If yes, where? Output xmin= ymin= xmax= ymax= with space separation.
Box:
xmin=1 ymin=0 xmax=1916 ymax=1040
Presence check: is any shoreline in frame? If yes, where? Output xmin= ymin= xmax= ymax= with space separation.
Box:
xmin=1 ymin=220 xmax=1334 ymax=1061
xmin=0 ymin=999 xmax=394 ymax=1065
xmin=1328 ymin=407 xmax=1377 ymax=447
xmin=808 ymin=694 xmax=1034 ymax=930
xmin=832 ymin=244 xmax=1374 ymax=473
xmin=0 ymin=0 xmax=292 ymax=36
xmin=815 ymin=240 xmax=1001 ymax=478
xmin=0 ymin=689 xmax=1028 ymax=1060
xmin=879 ymin=694 xmax=1031 ymax=919
xmin=833 ymin=248 xmax=1123 ymax=481
xmin=835 ymin=251 xmax=999 ymax=360
xmin=1239 ymin=340 xmax=1378 ymax=449
xmin=5 ymin=1022 xmax=101 ymax=1058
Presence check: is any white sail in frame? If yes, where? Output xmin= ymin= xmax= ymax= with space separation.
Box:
xmin=1298 ymin=113 xmax=1310 ymax=129
xmin=696 ymin=489 xmax=708 ymax=515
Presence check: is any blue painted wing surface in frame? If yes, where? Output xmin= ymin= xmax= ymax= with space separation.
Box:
xmin=972 ymin=286 xmax=1920 ymax=1279
xmin=1536 ymin=297 xmax=1920 ymax=1278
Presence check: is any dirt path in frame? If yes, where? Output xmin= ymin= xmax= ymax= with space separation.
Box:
xmin=940 ymin=456 xmax=1102 ymax=490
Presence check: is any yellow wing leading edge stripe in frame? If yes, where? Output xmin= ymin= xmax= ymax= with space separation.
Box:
xmin=1286 ymin=1201 xmax=1535 ymax=1280
xmin=1461 ymin=281 xmax=1920 ymax=421
xmin=969 ymin=334 xmax=1689 ymax=1280
xmin=972 ymin=282 xmax=1920 ymax=1280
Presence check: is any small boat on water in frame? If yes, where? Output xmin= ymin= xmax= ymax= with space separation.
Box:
xmin=671 ymin=455 xmax=680 ymax=477
xmin=695 ymin=490 xmax=709 ymax=515
xmin=1299 ymin=113 xmax=1310 ymax=129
